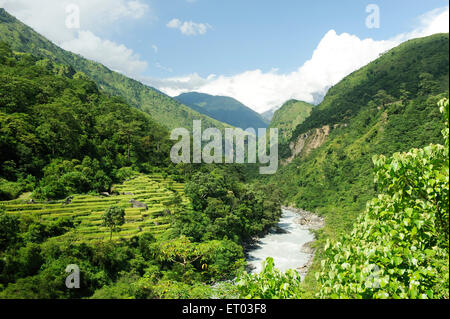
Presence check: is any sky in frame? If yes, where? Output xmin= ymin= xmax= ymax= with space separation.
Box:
xmin=0 ymin=0 xmax=449 ymax=113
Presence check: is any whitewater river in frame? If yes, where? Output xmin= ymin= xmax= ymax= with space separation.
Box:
xmin=247 ymin=208 xmax=315 ymax=276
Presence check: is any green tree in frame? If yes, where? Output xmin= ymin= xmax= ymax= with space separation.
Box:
xmin=156 ymin=236 xmax=205 ymax=272
xmin=237 ymin=258 xmax=303 ymax=299
xmin=0 ymin=209 xmax=20 ymax=250
xmin=317 ymin=99 xmax=449 ymax=299
xmin=102 ymin=206 xmax=125 ymax=240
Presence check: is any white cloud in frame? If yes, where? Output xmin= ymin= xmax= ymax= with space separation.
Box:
xmin=153 ymin=6 xmax=449 ymax=113
xmin=152 ymin=44 xmax=158 ymax=53
xmin=61 ymin=31 xmax=148 ymax=76
xmin=0 ymin=0 xmax=150 ymax=78
xmin=394 ymin=6 xmax=449 ymax=41
xmin=167 ymin=18 xmax=212 ymax=36
xmin=1 ymin=1 xmax=448 ymax=112
xmin=147 ymin=30 xmax=396 ymax=112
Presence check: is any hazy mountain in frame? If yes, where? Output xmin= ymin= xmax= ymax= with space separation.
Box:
xmin=175 ymin=92 xmax=268 ymax=129
xmin=261 ymin=108 xmax=276 ymax=122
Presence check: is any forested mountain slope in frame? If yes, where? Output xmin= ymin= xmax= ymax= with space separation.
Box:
xmin=269 ymin=99 xmax=313 ymax=143
xmin=0 ymin=42 xmax=172 ymax=200
xmin=0 ymin=41 xmax=283 ymax=299
xmin=0 ymin=8 xmax=229 ymax=131
xmin=266 ymin=33 xmax=449 ymax=293
xmin=289 ymin=33 xmax=449 ymax=143
xmin=175 ymin=92 xmax=268 ymax=129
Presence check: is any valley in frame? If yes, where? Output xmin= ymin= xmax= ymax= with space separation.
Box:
xmin=0 ymin=5 xmax=448 ymax=301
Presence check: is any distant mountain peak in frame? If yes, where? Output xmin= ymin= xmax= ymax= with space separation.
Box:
xmin=175 ymin=92 xmax=268 ymax=129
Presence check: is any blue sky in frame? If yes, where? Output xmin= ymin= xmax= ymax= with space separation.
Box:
xmin=101 ymin=0 xmax=450 ymax=78
xmin=1 ymin=0 xmax=449 ymax=112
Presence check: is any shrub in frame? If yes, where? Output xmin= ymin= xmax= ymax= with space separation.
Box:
xmin=237 ymin=258 xmax=303 ymax=299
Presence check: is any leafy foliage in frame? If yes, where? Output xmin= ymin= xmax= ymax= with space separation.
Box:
xmin=0 ymin=42 xmax=171 ymax=200
xmin=102 ymin=206 xmax=126 ymax=240
xmin=179 ymin=166 xmax=282 ymax=243
xmin=267 ymin=34 xmax=448 ymax=295
xmin=269 ymin=99 xmax=313 ymax=143
xmin=317 ymin=99 xmax=449 ymax=299
xmin=237 ymin=258 xmax=303 ymax=299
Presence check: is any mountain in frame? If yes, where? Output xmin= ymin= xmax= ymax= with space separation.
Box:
xmin=289 ymin=33 xmax=450 ymax=143
xmin=269 ymin=100 xmax=313 ymax=143
xmin=0 ymin=41 xmax=173 ymax=200
xmin=261 ymin=108 xmax=276 ymax=122
xmin=174 ymin=92 xmax=268 ymax=129
xmin=0 ymin=8 xmax=229 ymax=131
xmin=0 ymin=42 xmax=282 ymax=300
xmin=266 ymin=33 xmax=449 ymax=294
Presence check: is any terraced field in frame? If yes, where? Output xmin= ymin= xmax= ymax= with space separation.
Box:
xmin=0 ymin=174 xmax=189 ymax=242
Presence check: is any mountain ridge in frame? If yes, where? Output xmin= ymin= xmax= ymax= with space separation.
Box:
xmin=174 ymin=92 xmax=268 ymax=129
xmin=266 ymin=33 xmax=449 ymax=293
xmin=269 ymin=99 xmax=313 ymax=143
xmin=0 ymin=8 xmax=230 ymax=131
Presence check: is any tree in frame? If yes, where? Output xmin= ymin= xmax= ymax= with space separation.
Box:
xmin=317 ymin=99 xmax=449 ymax=299
xmin=0 ymin=209 xmax=20 ymax=250
xmin=373 ymin=89 xmax=395 ymax=108
xmin=102 ymin=206 xmax=125 ymax=240
xmin=156 ymin=236 xmax=205 ymax=272
xmin=237 ymin=257 xmax=303 ymax=299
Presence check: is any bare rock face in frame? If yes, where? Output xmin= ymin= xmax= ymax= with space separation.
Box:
xmin=129 ymin=199 xmax=148 ymax=210
xmin=282 ymin=125 xmax=332 ymax=165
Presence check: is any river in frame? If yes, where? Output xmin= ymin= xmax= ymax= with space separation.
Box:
xmin=246 ymin=207 xmax=317 ymax=277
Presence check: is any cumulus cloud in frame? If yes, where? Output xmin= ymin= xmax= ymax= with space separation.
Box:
xmin=61 ymin=31 xmax=148 ymax=76
xmin=394 ymin=6 xmax=449 ymax=41
xmin=152 ymin=6 xmax=449 ymax=113
xmin=0 ymin=0 xmax=150 ymax=78
xmin=1 ymin=1 xmax=448 ymax=112
xmin=167 ymin=18 xmax=212 ymax=36
xmin=147 ymin=30 xmax=396 ymax=112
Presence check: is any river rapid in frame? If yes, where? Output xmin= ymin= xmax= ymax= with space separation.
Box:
xmin=247 ymin=207 xmax=321 ymax=277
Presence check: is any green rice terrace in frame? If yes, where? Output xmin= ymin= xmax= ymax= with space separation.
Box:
xmin=0 ymin=174 xmax=189 ymax=242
